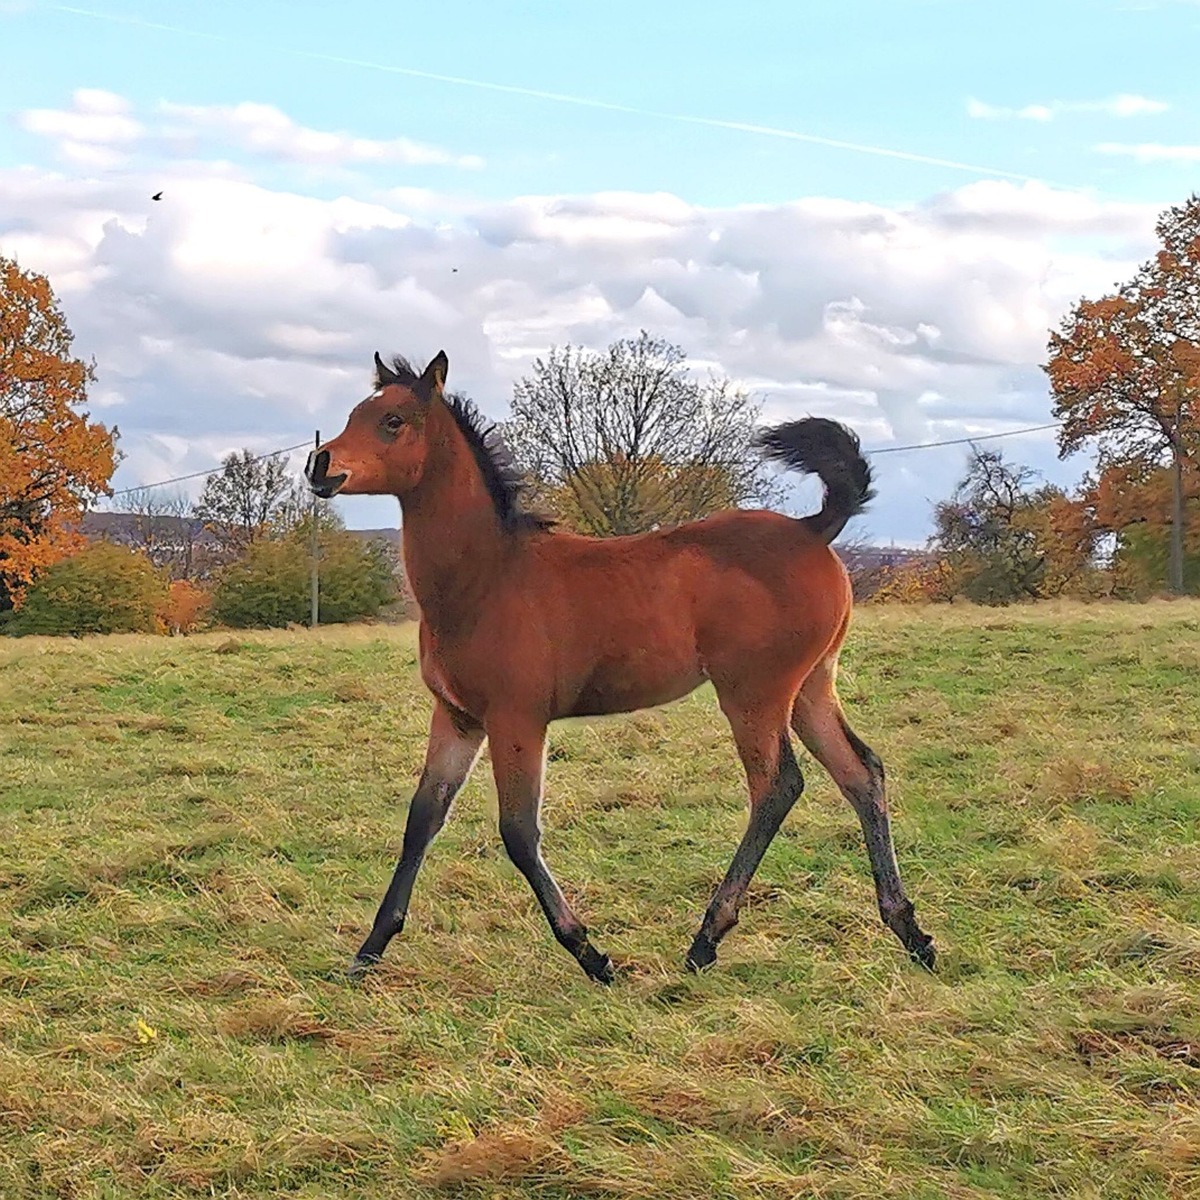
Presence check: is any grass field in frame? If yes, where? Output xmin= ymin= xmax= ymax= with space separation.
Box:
xmin=1 ymin=602 xmax=1199 ymax=1199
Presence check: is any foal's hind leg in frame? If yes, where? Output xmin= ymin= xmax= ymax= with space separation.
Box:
xmin=488 ymin=716 xmax=614 ymax=985
xmin=351 ymin=700 xmax=484 ymax=975
xmin=686 ymin=696 xmax=804 ymax=972
xmin=791 ymin=660 xmax=935 ymax=970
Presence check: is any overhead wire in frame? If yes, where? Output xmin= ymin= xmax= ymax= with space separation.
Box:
xmin=865 ymin=421 xmax=1061 ymax=456
xmin=103 ymin=422 xmax=1063 ymax=500
xmin=106 ymin=441 xmax=313 ymax=498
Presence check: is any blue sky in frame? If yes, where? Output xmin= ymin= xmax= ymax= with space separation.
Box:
xmin=2 ymin=0 xmax=1196 ymax=541
xmin=6 ymin=0 xmax=1199 ymax=205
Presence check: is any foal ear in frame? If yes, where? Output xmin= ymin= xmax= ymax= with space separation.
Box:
xmin=418 ymin=350 xmax=448 ymax=397
xmin=373 ymin=351 xmax=399 ymax=390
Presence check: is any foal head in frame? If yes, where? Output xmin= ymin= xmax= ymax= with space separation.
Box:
xmin=307 ymin=350 xmax=553 ymax=534
xmin=306 ymin=351 xmax=448 ymax=499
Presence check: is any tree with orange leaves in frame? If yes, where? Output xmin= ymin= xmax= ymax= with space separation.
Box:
xmin=1045 ymin=195 xmax=1200 ymax=594
xmin=928 ymin=447 xmax=1101 ymax=604
xmin=0 ymin=257 xmax=117 ymax=611
xmin=157 ymin=579 xmax=212 ymax=635
xmin=1087 ymin=457 xmax=1200 ymax=594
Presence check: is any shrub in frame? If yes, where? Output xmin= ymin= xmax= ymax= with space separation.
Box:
xmin=211 ymin=527 xmax=396 ymax=629
xmin=157 ymin=579 xmax=212 ymax=634
xmin=870 ymin=558 xmax=955 ymax=604
xmin=7 ymin=543 xmax=168 ymax=636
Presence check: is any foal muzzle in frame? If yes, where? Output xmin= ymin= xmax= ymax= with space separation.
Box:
xmin=305 ymin=448 xmax=349 ymax=499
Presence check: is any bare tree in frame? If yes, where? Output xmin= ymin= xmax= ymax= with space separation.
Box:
xmin=835 ymin=528 xmax=890 ymax=602
xmin=164 ymin=489 xmax=202 ymax=579
xmin=269 ymin=474 xmax=340 ymax=536
xmin=194 ymin=449 xmax=291 ymax=558
xmin=117 ymin=486 xmax=202 ymax=579
xmin=503 ymin=331 xmax=782 ymax=536
xmin=122 ymin=486 xmax=170 ymax=559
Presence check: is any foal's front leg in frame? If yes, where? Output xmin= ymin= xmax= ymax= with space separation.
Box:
xmin=488 ymin=717 xmax=614 ymax=985
xmin=350 ymin=700 xmax=484 ymax=975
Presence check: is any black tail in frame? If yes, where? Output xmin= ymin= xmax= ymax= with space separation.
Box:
xmin=753 ymin=417 xmax=874 ymax=544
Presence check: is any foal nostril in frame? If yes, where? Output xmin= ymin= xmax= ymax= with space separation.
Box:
xmin=306 ymin=447 xmax=349 ymax=498
xmin=306 ymin=449 xmax=331 ymax=484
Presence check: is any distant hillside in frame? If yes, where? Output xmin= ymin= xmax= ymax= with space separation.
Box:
xmin=79 ymin=512 xmax=922 ymax=598
xmin=345 ymin=527 xmax=401 ymax=549
xmin=81 ymin=511 xmax=206 ymax=543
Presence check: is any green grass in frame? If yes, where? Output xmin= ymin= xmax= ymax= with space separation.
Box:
xmin=1 ymin=602 xmax=1198 ymax=1199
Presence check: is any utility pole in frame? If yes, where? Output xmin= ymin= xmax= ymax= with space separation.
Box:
xmin=1169 ymin=441 xmax=1184 ymax=596
xmin=310 ymin=429 xmax=320 ymax=628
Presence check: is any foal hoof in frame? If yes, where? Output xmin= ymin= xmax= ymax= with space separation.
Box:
xmin=685 ymin=936 xmax=717 ymax=973
xmin=909 ymin=936 xmax=937 ymax=973
xmin=579 ymin=947 xmax=615 ymax=985
xmin=886 ymin=903 xmax=936 ymax=973
xmin=346 ymin=953 xmax=381 ymax=981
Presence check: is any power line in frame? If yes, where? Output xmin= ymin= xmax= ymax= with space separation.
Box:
xmin=102 ymin=420 xmax=1062 ymax=504
xmin=106 ymin=441 xmax=312 ymax=498
xmin=865 ymin=421 xmax=1061 ymax=456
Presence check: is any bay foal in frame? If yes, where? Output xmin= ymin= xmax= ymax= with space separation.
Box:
xmin=306 ymin=350 xmax=935 ymax=983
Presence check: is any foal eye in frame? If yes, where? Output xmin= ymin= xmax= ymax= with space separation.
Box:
xmin=383 ymin=413 xmax=404 ymax=433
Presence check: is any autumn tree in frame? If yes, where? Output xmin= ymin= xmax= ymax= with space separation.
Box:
xmin=1020 ymin=485 xmax=1103 ymax=597
xmin=931 ymin=448 xmax=1098 ymax=604
xmin=1088 ymin=458 xmax=1200 ymax=595
xmin=870 ymin=557 xmax=955 ymax=605
xmin=1046 ymin=194 xmax=1200 ymax=594
xmin=194 ymin=448 xmax=291 ymax=559
xmin=504 ymin=332 xmax=781 ymax=536
xmin=157 ymin=579 xmax=212 ymax=635
xmin=0 ymin=257 xmax=116 ymax=609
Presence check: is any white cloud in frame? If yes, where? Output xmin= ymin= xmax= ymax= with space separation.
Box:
xmin=967 ymin=99 xmax=1054 ymax=122
xmin=1095 ymin=141 xmax=1200 ymax=162
xmin=967 ymin=93 xmax=1169 ymax=121
xmin=1107 ymin=94 xmax=1172 ymax=117
xmin=18 ymin=88 xmax=143 ymax=160
xmin=158 ymin=101 xmax=484 ymax=170
xmin=0 ymin=100 xmax=1165 ymax=542
xmin=16 ymin=92 xmax=482 ymax=176
xmin=72 ymin=89 xmax=135 ymax=117
xmin=57 ymin=142 xmax=129 ymax=170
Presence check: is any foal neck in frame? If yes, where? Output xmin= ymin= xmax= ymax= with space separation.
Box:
xmin=398 ymin=402 xmax=513 ymax=634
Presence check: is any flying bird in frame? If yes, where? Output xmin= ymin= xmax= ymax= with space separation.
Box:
xmin=151 ymin=192 xmax=162 ymax=201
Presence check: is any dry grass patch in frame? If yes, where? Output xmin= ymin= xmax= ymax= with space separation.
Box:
xmin=416 ymin=1091 xmax=585 ymax=1188
xmin=1 ymin=605 xmax=1198 ymax=1197
xmin=217 ymin=996 xmax=335 ymax=1042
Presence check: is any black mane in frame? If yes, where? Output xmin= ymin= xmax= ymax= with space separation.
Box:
xmin=386 ymin=356 xmax=554 ymax=533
